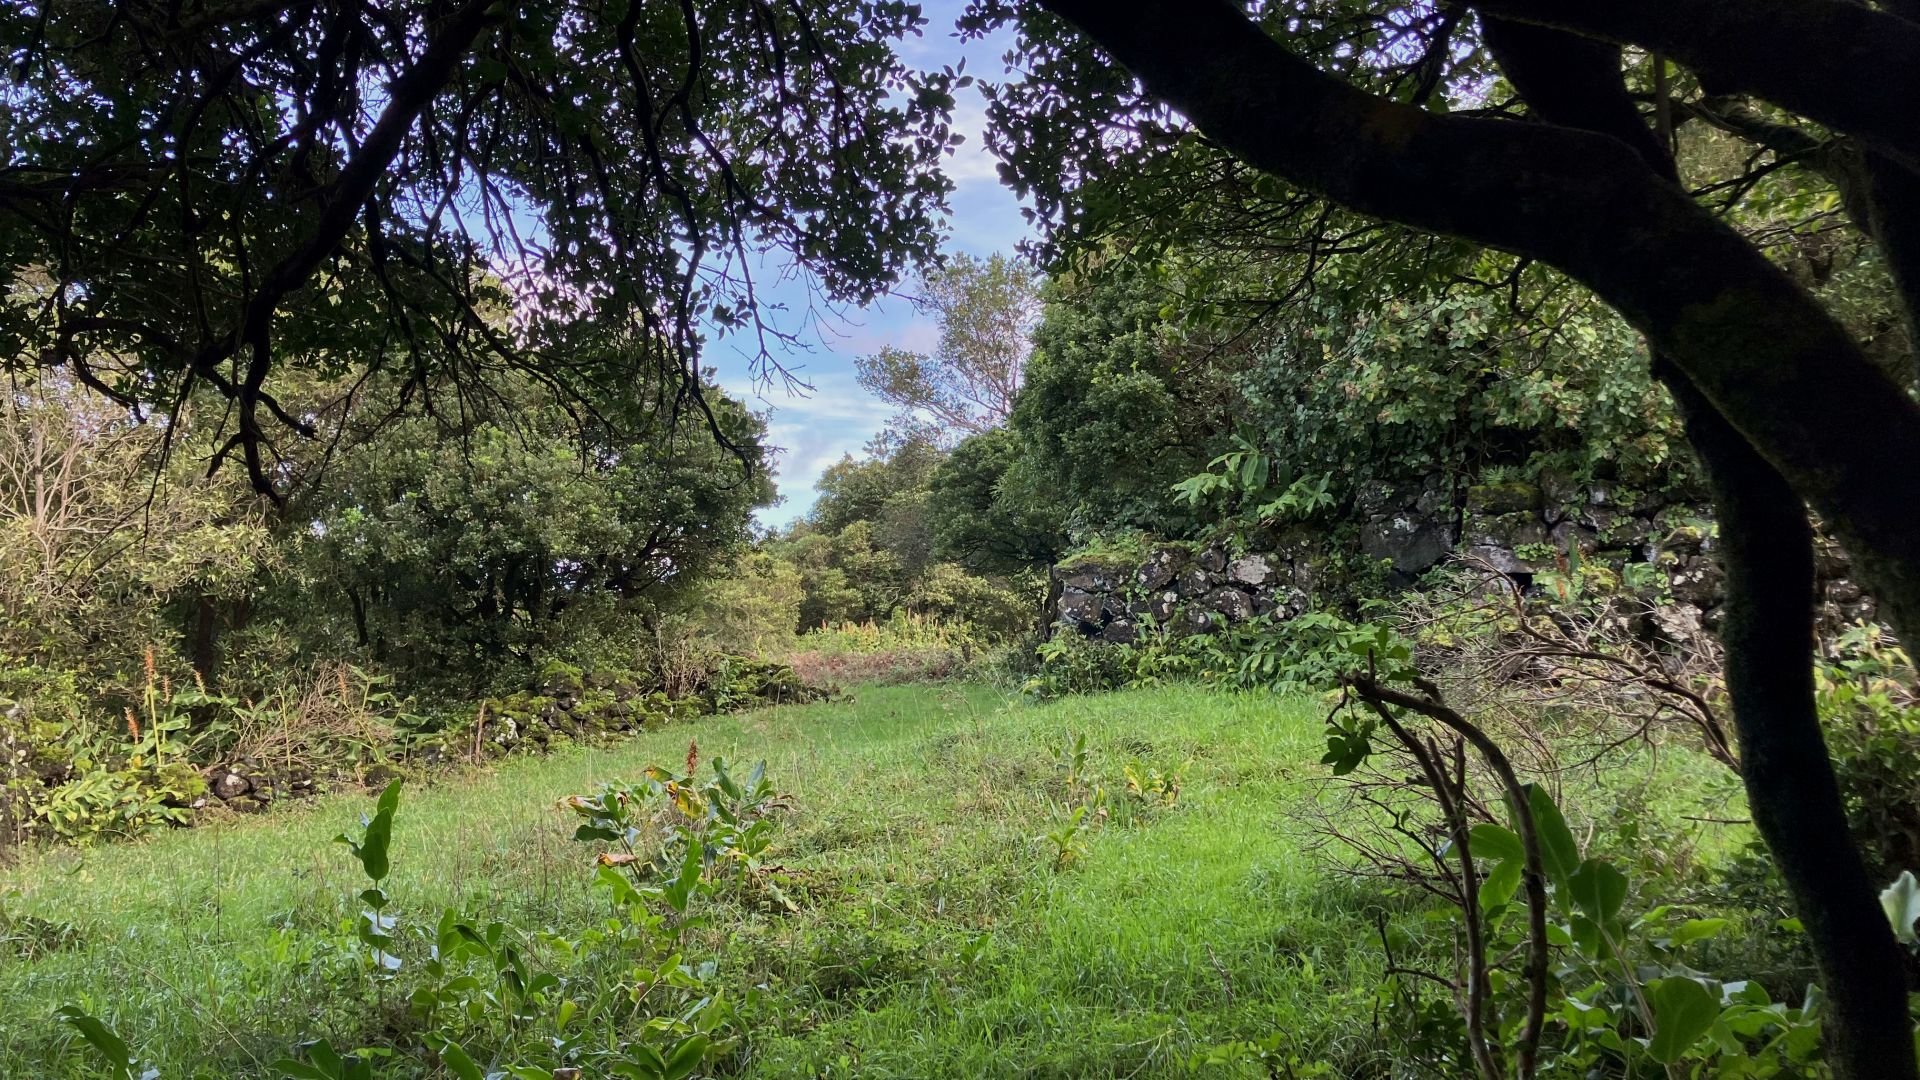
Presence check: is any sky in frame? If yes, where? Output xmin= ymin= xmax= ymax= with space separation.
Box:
xmin=703 ymin=2 xmax=1034 ymax=529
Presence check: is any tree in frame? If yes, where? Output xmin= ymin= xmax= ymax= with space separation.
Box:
xmin=856 ymin=252 xmax=1038 ymax=439
xmin=0 ymin=377 xmax=276 ymax=683
xmin=973 ymin=1 xmax=1920 ymax=1072
xmin=810 ymin=434 xmax=945 ymax=534
xmin=0 ymin=0 xmax=961 ymax=496
xmin=1008 ymin=267 xmax=1236 ymax=532
xmin=298 ymin=377 xmax=772 ymax=679
xmin=926 ymin=427 xmax=1066 ymax=574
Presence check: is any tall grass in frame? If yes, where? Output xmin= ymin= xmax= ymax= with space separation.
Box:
xmin=781 ymin=613 xmax=989 ymax=687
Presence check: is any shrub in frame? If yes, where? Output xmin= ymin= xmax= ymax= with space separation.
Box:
xmin=1817 ymin=623 xmax=1920 ymax=882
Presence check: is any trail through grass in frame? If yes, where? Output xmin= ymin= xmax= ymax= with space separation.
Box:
xmin=4 ymin=683 xmax=1395 ymax=1077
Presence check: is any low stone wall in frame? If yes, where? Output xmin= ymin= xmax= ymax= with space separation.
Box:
xmin=1053 ymin=477 xmax=1876 ymax=641
xmin=1055 ymin=546 xmax=1307 ymax=643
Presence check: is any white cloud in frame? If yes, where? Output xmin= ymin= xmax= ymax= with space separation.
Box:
xmin=719 ymin=369 xmax=898 ymax=528
xmin=943 ymin=98 xmax=1004 ymax=187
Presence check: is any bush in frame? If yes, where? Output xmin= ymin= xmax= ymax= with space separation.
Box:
xmin=1817 ymin=623 xmax=1920 ymax=882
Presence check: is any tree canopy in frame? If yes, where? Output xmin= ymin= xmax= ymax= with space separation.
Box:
xmin=855 ymin=251 xmax=1038 ymax=439
xmin=0 ymin=0 xmax=962 ymax=494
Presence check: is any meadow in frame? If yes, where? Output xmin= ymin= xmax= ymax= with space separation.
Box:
xmin=2 ymin=683 xmax=1433 ymax=1078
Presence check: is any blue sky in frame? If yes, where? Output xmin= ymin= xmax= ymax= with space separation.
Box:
xmin=704 ymin=2 xmax=1033 ymax=529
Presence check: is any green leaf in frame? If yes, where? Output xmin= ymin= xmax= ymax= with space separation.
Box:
xmin=339 ymin=780 xmax=403 ymax=882
xmin=662 ymin=835 xmax=704 ymax=913
xmin=1479 ymin=857 xmax=1522 ymax=914
xmin=1467 ymin=823 xmax=1524 ymax=864
xmin=56 ymin=1007 xmax=138 ymax=1080
xmin=1647 ymin=977 xmax=1720 ymax=1063
xmin=1568 ymin=859 xmax=1628 ymax=924
xmin=619 ymin=1042 xmax=669 ymax=1079
xmin=1321 ymin=724 xmax=1373 ymax=776
xmin=1669 ymin=918 xmax=1730 ymax=948
xmin=1881 ymin=870 xmax=1920 ymax=945
xmin=1516 ymin=784 xmax=1580 ymax=887
xmin=434 ymin=1038 xmax=486 ymax=1080
xmin=664 ymin=1034 xmax=711 ymax=1080
xmin=1568 ymin=914 xmax=1607 ymax=960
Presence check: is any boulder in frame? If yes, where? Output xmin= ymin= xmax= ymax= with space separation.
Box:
xmin=1548 ymin=520 xmax=1598 ymax=556
xmin=1362 ymin=512 xmax=1456 ymax=574
xmin=211 ymin=771 xmax=251 ymax=800
xmin=1181 ymin=606 xmax=1219 ymax=635
xmin=1826 ymin=578 xmax=1865 ymax=605
xmin=1147 ymin=590 xmax=1180 ymax=621
xmin=1464 ymin=544 xmax=1533 ymax=575
xmin=1202 ymin=587 xmax=1254 ymax=624
xmin=1226 ymin=555 xmax=1272 ymax=587
xmin=1060 ymin=563 xmax=1124 ymax=592
xmin=1462 ymin=512 xmax=1547 ymax=552
xmin=1815 ymin=540 xmax=1852 ymax=581
xmin=1101 ymin=619 xmax=1138 ymax=644
xmin=361 ymin=763 xmax=401 ymax=788
xmin=1177 ymin=566 xmax=1215 ymax=598
xmin=1198 ymin=548 xmax=1228 ymax=573
xmin=1058 ymin=587 xmax=1104 ymax=626
xmin=1274 ymin=585 xmax=1309 ymax=618
xmin=1136 ymin=548 xmax=1181 ymax=591
xmin=1670 ymin=555 xmax=1725 ymax=608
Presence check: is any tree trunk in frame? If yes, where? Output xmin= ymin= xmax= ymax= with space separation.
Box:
xmin=1482 ymin=21 xmax=1913 ymax=1073
xmin=1666 ymin=367 xmax=1917 ymax=1078
xmin=189 ymin=595 xmax=220 ymax=681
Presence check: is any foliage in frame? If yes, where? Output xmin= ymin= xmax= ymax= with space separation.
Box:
xmin=1232 ymin=287 xmax=1692 ymax=503
xmin=855 ymin=252 xmax=1039 ymax=439
xmin=1318 ymin=687 xmax=1834 ymax=1078
xmin=566 ymin=752 xmax=796 ymax=908
xmin=925 ymin=427 xmax=1067 ymax=574
xmin=1815 ymin=624 xmax=1920 ymax=883
xmin=59 ymin=752 xmax=788 ymax=1079
xmin=1004 ymin=267 xmax=1229 ymax=534
xmin=770 ymin=430 xmax=1044 ymax=644
xmin=810 ymin=435 xmax=946 ymax=538
xmin=0 ymin=379 xmax=277 ymax=686
xmin=687 ymin=551 xmax=807 ymax=656
xmin=296 ymin=378 xmax=773 ymax=682
xmin=781 ymin=613 xmax=984 ymax=689
xmin=1025 ymin=609 xmax=1373 ymax=700
xmin=0 ymin=0 xmax=963 ymax=494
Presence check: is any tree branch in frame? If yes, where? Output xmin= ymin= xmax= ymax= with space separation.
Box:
xmin=1463 ymin=0 xmax=1920 ymax=170
xmin=1037 ymin=0 xmax=1920 ymax=672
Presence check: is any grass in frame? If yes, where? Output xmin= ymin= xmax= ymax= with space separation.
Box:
xmin=0 ymin=682 xmax=1750 ymax=1078
xmin=1 ymin=683 xmax=1392 ymax=1077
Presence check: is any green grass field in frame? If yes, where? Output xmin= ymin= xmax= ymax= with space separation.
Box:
xmin=0 ymin=684 xmax=1390 ymax=1068
xmin=3 ymin=684 xmax=1407 ymax=1077
xmin=1 ymin=682 xmax=1748 ymax=1078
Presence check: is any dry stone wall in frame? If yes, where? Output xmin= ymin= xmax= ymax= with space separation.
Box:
xmin=1054 ymin=476 xmax=1876 ymax=641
